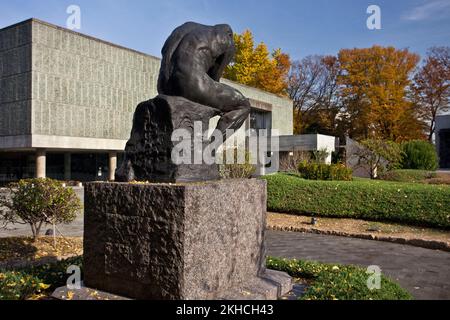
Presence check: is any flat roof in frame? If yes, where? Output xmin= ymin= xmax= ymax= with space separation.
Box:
xmin=0 ymin=18 xmax=161 ymax=61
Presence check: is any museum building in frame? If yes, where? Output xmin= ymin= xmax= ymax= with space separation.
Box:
xmin=0 ymin=18 xmax=294 ymax=183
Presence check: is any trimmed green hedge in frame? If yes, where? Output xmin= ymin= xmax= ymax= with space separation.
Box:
xmin=267 ymin=257 xmax=412 ymax=300
xmin=298 ymin=162 xmax=353 ymax=181
xmin=262 ymin=173 xmax=450 ymax=229
xmin=379 ymin=170 xmax=436 ymax=183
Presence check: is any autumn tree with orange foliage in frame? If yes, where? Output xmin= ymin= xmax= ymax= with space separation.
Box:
xmin=338 ymin=46 xmax=424 ymax=142
xmin=412 ymin=46 xmax=450 ymax=142
xmin=224 ymin=30 xmax=291 ymax=96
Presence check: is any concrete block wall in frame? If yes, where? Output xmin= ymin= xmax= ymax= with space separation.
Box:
xmin=30 ymin=19 xmax=160 ymax=140
xmin=0 ymin=22 xmax=32 ymax=136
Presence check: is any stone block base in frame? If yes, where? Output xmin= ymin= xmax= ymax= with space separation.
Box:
xmin=115 ymin=95 xmax=221 ymax=183
xmin=80 ymin=179 xmax=292 ymax=300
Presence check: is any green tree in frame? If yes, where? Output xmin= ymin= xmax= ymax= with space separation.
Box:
xmin=353 ymin=139 xmax=403 ymax=179
xmin=0 ymin=178 xmax=81 ymax=240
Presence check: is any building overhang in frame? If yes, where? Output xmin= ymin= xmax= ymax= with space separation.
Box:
xmin=0 ymin=135 xmax=127 ymax=151
xmin=277 ymin=134 xmax=337 ymax=152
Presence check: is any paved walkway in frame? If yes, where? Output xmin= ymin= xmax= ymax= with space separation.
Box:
xmin=266 ymin=231 xmax=450 ymax=300
xmin=2 ymin=218 xmax=449 ymax=300
xmin=0 ymin=215 xmax=84 ymax=238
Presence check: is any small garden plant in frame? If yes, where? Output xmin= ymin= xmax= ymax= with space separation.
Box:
xmin=0 ymin=178 xmax=82 ymax=240
xmin=219 ymin=150 xmax=256 ymax=179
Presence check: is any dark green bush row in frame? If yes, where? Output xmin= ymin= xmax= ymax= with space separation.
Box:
xmin=267 ymin=257 xmax=412 ymax=300
xmin=263 ymin=173 xmax=450 ymax=229
xmin=298 ymin=162 xmax=353 ymax=181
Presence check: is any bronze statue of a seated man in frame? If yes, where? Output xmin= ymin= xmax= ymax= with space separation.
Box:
xmin=116 ymin=22 xmax=251 ymax=182
xmin=158 ymin=22 xmax=251 ymax=140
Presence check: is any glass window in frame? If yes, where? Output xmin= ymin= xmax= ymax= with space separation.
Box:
xmin=250 ymin=109 xmax=272 ymax=131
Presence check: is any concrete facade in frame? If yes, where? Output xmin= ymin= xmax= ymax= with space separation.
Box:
xmin=0 ymin=21 xmax=32 ymax=137
xmin=0 ymin=19 xmax=293 ymax=151
xmin=0 ymin=19 xmax=294 ymax=181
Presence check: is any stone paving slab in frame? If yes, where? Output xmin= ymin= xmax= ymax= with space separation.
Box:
xmin=266 ymin=231 xmax=450 ymax=300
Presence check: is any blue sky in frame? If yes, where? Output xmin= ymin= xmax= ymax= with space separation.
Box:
xmin=1 ymin=0 xmax=449 ymax=61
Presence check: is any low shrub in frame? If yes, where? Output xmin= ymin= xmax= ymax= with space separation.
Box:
xmin=379 ymin=170 xmax=437 ymax=183
xmin=279 ymin=151 xmax=311 ymax=172
xmin=298 ymin=162 xmax=353 ymax=181
xmin=262 ymin=173 xmax=450 ymax=229
xmin=267 ymin=257 xmax=412 ymax=300
xmin=0 ymin=178 xmax=82 ymax=240
xmin=311 ymin=148 xmax=330 ymax=164
xmin=401 ymin=140 xmax=439 ymax=171
xmin=219 ymin=150 xmax=256 ymax=179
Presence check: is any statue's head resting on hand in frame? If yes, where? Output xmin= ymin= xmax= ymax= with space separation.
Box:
xmin=157 ymin=22 xmax=251 ymax=138
xmin=158 ymin=22 xmax=236 ymax=94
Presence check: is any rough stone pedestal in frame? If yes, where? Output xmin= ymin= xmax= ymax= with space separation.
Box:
xmin=116 ymin=95 xmax=221 ymax=183
xmin=80 ymin=179 xmax=292 ymax=300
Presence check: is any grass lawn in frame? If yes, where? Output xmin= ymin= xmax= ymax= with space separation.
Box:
xmin=268 ymin=257 xmax=413 ymax=300
xmin=0 ymin=237 xmax=83 ymax=264
xmin=262 ymin=173 xmax=450 ymax=229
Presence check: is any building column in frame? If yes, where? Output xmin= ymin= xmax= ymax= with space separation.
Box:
xmin=35 ymin=149 xmax=46 ymax=179
xmin=64 ymin=153 xmax=72 ymax=181
xmin=108 ymin=151 xmax=117 ymax=181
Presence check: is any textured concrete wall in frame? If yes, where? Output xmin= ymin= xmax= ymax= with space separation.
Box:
xmin=1 ymin=19 xmax=293 ymax=149
xmin=31 ymin=19 xmax=160 ymax=140
xmin=0 ymin=21 xmax=32 ymax=136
